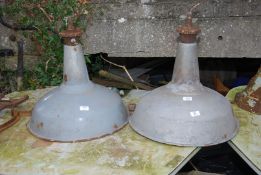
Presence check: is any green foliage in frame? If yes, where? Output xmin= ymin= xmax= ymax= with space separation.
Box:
xmin=85 ymin=54 xmax=104 ymax=75
xmin=0 ymin=0 xmax=92 ymax=90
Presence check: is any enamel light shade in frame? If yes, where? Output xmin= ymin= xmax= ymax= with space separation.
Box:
xmin=129 ymin=15 xmax=239 ymax=146
xmin=28 ymin=24 xmax=128 ymax=142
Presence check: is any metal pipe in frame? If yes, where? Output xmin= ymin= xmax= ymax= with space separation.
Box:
xmin=63 ymin=44 xmax=90 ymax=85
xmin=172 ymin=43 xmax=200 ymax=85
xmin=17 ymin=39 xmax=24 ymax=91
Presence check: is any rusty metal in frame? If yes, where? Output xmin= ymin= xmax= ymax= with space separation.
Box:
xmin=176 ymin=6 xmax=201 ymax=43
xmin=0 ymin=109 xmax=31 ymax=133
xmin=235 ymin=66 xmax=261 ymax=114
xmin=0 ymin=96 xmax=29 ymax=133
xmin=128 ymin=103 xmax=136 ymax=116
xmin=28 ymin=122 xmax=128 ymax=143
xmin=0 ymin=95 xmax=29 ymax=111
xmin=0 ymin=113 xmax=20 ymax=133
xmin=11 ymin=109 xmax=32 ymax=117
xmin=59 ymin=19 xmax=82 ymax=46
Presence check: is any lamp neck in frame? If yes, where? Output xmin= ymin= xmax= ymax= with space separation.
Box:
xmin=172 ymin=42 xmax=200 ymax=85
xmin=63 ymin=44 xmax=90 ymax=85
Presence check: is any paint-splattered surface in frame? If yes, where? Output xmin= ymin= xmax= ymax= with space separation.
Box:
xmin=226 ymin=86 xmax=261 ymax=171
xmin=0 ymin=88 xmax=196 ymax=175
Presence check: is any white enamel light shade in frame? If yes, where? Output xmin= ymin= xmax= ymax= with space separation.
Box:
xmin=129 ymin=42 xmax=239 ymax=146
xmin=28 ymin=44 xmax=128 ymax=142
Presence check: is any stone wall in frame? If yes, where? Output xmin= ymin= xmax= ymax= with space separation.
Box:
xmin=1 ymin=0 xmax=261 ymax=58
xmin=0 ymin=23 xmax=34 ymax=55
xmin=84 ymin=0 xmax=261 ymax=58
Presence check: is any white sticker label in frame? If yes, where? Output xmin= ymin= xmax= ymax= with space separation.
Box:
xmin=80 ymin=106 xmax=89 ymax=111
xmin=190 ymin=111 xmax=200 ymax=117
xmin=183 ymin=96 xmax=192 ymax=101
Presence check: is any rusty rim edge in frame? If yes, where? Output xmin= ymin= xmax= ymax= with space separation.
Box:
xmin=26 ymin=121 xmax=129 ymax=143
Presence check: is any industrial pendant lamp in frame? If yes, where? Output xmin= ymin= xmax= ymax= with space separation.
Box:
xmin=28 ymin=21 xmax=128 ymax=142
xmin=129 ymin=14 xmax=239 ymax=146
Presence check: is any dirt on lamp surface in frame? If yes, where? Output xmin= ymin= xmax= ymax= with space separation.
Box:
xmin=235 ymin=66 xmax=261 ymax=115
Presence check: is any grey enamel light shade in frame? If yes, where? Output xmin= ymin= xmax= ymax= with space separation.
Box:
xmin=129 ymin=16 xmax=239 ymax=146
xmin=28 ymin=43 xmax=127 ymax=142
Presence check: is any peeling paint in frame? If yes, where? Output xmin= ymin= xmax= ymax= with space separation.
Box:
xmin=253 ymin=77 xmax=261 ymax=91
xmin=247 ymin=99 xmax=256 ymax=107
xmin=226 ymin=86 xmax=261 ymax=170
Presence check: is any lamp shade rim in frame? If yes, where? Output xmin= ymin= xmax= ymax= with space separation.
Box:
xmin=129 ymin=119 xmax=239 ymax=146
xmin=27 ymin=121 xmax=128 ymax=143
